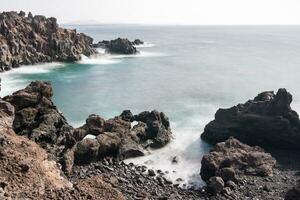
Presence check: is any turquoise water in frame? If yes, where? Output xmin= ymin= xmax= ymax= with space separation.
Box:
xmin=2 ymin=25 xmax=300 ymax=187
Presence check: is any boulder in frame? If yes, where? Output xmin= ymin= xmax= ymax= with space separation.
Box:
xmin=207 ymin=176 xmax=225 ymax=194
xmin=74 ymin=138 xmax=100 ymax=164
xmin=201 ymin=88 xmax=300 ymax=149
xmin=200 ymin=137 xmax=276 ymax=182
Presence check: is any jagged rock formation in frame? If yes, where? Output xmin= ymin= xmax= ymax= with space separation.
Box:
xmin=200 ymin=137 xmax=276 ymax=194
xmin=0 ymin=97 xmax=126 ymax=199
xmin=93 ymin=38 xmax=142 ymax=54
xmin=0 ymin=11 xmax=96 ymax=72
xmin=3 ymin=81 xmax=75 ymax=161
xmin=65 ymin=109 xmax=172 ymax=173
xmin=201 ymin=88 xmax=300 ymax=149
xmin=3 ymin=81 xmax=172 ymax=175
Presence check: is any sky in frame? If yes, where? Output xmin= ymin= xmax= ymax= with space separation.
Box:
xmin=1 ymin=0 xmax=300 ymax=25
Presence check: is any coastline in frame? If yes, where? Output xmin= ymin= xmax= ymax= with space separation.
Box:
xmin=0 ymin=11 xmax=300 ymax=200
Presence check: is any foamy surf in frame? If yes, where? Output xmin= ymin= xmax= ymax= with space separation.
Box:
xmin=79 ymin=54 xmax=121 ymax=65
xmin=0 ymin=62 xmax=64 ymax=97
xmin=134 ymin=42 xmax=156 ymax=48
xmin=125 ymin=111 xmax=214 ymax=189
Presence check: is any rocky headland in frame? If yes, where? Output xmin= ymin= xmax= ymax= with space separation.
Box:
xmin=0 ymin=11 xmax=144 ymax=72
xmin=0 ymin=11 xmax=96 ymax=72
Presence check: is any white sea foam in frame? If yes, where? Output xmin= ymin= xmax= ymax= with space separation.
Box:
xmin=109 ymin=51 xmax=166 ymax=59
xmin=79 ymin=55 xmax=121 ymax=65
xmin=134 ymin=42 xmax=156 ymax=48
xmin=125 ymin=110 xmax=214 ymax=189
xmin=0 ymin=62 xmax=64 ymax=97
xmin=3 ymin=62 xmax=63 ymax=75
xmin=79 ymin=48 xmax=166 ymax=65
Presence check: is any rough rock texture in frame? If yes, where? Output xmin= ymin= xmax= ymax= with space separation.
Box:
xmin=93 ymin=38 xmax=141 ymax=54
xmin=3 ymin=81 xmax=74 ymax=149
xmin=0 ymin=97 xmax=126 ymax=199
xmin=3 ymin=81 xmax=172 ymax=175
xmin=65 ymin=109 xmax=172 ymax=173
xmin=201 ymin=88 xmax=300 ymax=149
xmin=200 ymin=137 xmax=276 ymax=183
xmin=0 ymin=11 xmax=96 ymax=72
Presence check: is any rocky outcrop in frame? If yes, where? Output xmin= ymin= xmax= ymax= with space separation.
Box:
xmin=70 ymin=109 xmax=172 ymax=167
xmin=93 ymin=38 xmax=142 ymax=54
xmin=0 ymin=97 xmax=126 ymax=199
xmin=132 ymin=39 xmax=144 ymax=45
xmin=3 ymin=81 xmax=172 ymax=174
xmin=3 ymin=81 xmax=74 ymax=149
xmin=200 ymin=137 xmax=276 ymax=194
xmin=0 ymin=11 xmax=96 ymax=72
xmin=201 ymin=88 xmax=300 ymax=149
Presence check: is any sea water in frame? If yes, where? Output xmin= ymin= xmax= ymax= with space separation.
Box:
xmin=2 ymin=25 xmax=300 ymax=187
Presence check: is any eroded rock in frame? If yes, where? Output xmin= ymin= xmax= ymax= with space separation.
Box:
xmin=0 ymin=11 xmax=96 ymax=72
xmin=200 ymin=137 xmax=276 ymax=182
xmin=201 ymin=88 xmax=300 ymax=149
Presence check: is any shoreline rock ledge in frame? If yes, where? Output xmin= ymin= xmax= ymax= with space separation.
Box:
xmin=201 ymin=88 xmax=300 ymax=149
xmin=0 ymin=11 xmax=96 ymax=72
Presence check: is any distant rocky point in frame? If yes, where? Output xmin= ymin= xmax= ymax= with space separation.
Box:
xmin=0 ymin=11 xmax=97 ymax=72
xmin=201 ymin=88 xmax=300 ymax=149
xmin=93 ymin=38 xmax=144 ymax=54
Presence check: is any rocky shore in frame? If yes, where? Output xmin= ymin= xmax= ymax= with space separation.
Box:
xmin=0 ymin=11 xmax=300 ymax=199
xmin=0 ymin=11 xmax=143 ymax=72
xmin=0 ymin=81 xmax=299 ymax=199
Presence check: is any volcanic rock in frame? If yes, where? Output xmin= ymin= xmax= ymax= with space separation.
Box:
xmin=0 ymin=11 xmax=96 ymax=72
xmin=201 ymin=88 xmax=300 ymax=149
xmin=93 ymin=38 xmax=140 ymax=54
xmin=200 ymin=137 xmax=276 ymax=182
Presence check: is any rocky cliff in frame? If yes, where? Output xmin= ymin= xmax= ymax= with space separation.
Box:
xmin=0 ymin=11 xmax=96 ymax=72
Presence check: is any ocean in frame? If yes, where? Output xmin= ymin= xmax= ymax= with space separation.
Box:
xmin=1 ymin=25 xmax=300 ymax=187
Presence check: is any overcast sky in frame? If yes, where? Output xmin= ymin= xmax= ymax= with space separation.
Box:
xmin=1 ymin=0 xmax=300 ymax=25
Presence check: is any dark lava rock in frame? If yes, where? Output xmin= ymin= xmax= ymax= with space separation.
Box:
xmin=132 ymin=39 xmax=144 ymax=45
xmin=68 ymin=110 xmax=172 ymax=168
xmin=200 ymin=137 xmax=276 ymax=182
xmin=0 ymin=11 xmax=96 ymax=72
xmin=207 ymin=176 xmax=225 ymax=194
xmin=3 ymin=81 xmax=74 ymax=146
xmin=201 ymin=88 xmax=300 ymax=149
xmin=93 ymin=38 xmax=139 ymax=54
xmin=148 ymin=169 xmax=156 ymax=177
